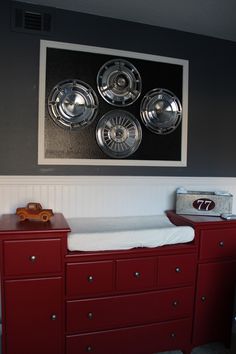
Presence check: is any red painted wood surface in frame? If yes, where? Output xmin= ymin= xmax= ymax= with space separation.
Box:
xmin=116 ymin=257 xmax=157 ymax=292
xmin=66 ymin=261 xmax=114 ymax=297
xmin=193 ymin=260 xmax=236 ymax=346
xmin=200 ymin=228 xmax=236 ymax=260
xmin=0 ymin=213 xmax=70 ymax=235
xmin=5 ymin=277 xmax=63 ymax=354
xmin=166 ymin=210 xmax=236 ymax=229
xmin=158 ymin=253 xmax=196 ymax=288
xmin=66 ymin=286 xmax=194 ymax=333
xmin=0 ymin=213 xmax=69 ymax=354
xmin=0 ymin=212 xmax=199 ymax=354
xmin=166 ymin=210 xmax=236 ymax=348
xmin=4 ymin=238 xmax=62 ymax=276
xmin=66 ymin=318 xmax=192 ymax=354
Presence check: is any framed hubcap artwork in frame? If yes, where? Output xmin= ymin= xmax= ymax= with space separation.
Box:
xmin=38 ymin=40 xmax=188 ymax=166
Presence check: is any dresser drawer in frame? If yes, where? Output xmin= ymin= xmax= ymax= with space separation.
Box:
xmin=66 ymin=287 xmax=194 ymax=333
xmin=158 ymin=254 xmax=196 ymax=288
xmin=66 ymin=318 xmax=192 ymax=354
xmin=116 ymin=257 xmax=156 ymax=292
xmin=4 ymin=239 xmax=62 ymax=277
xmin=200 ymin=228 xmax=236 ymax=260
xmin=66 ymin=261 xmax=114 ymax=297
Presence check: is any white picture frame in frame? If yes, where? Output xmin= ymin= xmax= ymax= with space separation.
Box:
xmin=38 ymin=40 xmax=189 ymax=166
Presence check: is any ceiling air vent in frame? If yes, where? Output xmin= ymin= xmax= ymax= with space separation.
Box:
xmin=12 ymin=4 xmax=52 ymax=34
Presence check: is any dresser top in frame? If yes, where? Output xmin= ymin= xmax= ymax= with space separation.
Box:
xmin=0 ymin=213 xmax=70 ymax=234
xmin=167 ymin=210 xmax=236 ymax=228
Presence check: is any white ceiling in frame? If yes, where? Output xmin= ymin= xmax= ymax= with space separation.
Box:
xmin=16 ymin=0 xmax=236 ymax=42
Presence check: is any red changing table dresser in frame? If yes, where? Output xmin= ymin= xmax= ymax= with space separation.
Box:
xmin=0 ymin=212 xmax=198 ymax=354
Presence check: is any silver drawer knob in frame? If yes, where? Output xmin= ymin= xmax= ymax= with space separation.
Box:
xmin=29 ymin=255 xmax=36 ymax=262
xmin=201 ymin=296 xmax=206 ymax=302
xmin=219 ymin=241 xmax=224 ymax=247
xmin=170 ymin=332 xmax=176 ymax=338
xmin=134 ymin=271 xmax=141 ymax=278
xmin=87 ymin=275 xmax=94 ymax=283
xmin=175 ymin=267 xmax=181 ymax=273
xmin=172 ymin=300 xmax=178 ymax=307
xmin=51 ymin=314 xmax=57 ymax=320
xmin=86 ymin=345 xmax=92 ymax=352
xmin=87 ymin=312 xmax=93 ymax=320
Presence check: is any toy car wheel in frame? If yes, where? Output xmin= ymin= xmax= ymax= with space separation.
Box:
xmin=40 ymin=213 xmax=49 ymax=222
xmin=18 ymin=212 xmax=26 ymax=221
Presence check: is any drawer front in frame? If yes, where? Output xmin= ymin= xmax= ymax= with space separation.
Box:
xmin=158 ymin=254 xmax=196 ymax=288
xmin=5 ymin=277 xmax=63 ymax=354
xmin=4 ymin=239 xmax=62 ymax=277
xmin=66 ymin=287 xmax=194 ymax=333
xmin=193 ymin=261 xmax=236 ymax=346
xmin=200 ymin=229 xmax=236 ymax=260
xmin=66 ymin=318 xmax=192 ymax=354
xmin=66 ymin=261 xmax=114 ymax=297
xmin=116 ymin=257 xmax=156 ymax=292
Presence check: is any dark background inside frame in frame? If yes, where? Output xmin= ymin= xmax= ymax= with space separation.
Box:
xmin=45 ymin=47 xmax=183 ymax=161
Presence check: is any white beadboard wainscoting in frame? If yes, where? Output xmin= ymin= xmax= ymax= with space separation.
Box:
xmin=0 ymin=176 xmax=235 ymax=218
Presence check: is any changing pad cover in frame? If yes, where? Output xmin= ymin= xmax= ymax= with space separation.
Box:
xmin=67 ymin=215 xmax=194 ymax=252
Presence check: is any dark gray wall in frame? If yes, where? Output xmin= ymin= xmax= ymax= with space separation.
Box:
xmin=1 ymin=0 xmax=236 ymax=176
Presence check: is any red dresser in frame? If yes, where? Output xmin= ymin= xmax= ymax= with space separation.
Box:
xmin=0 ymin=213 xmax=198 ymax=354
xmin=65 ymin=247 xmax=196 ymax=354
xmin=167 ymin=210 xmax=236 ymax=348
xmin=0 ymin=213 xmax=69 ymax=354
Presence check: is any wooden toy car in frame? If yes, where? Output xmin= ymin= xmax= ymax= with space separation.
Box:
xmin=16 ymin=202 xmax=54 ymax=222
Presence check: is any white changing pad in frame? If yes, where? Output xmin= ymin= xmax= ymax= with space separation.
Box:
xmin=67 ymin=215 xmax=194 ymax=252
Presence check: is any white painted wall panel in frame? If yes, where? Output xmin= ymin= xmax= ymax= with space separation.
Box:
xmin=0 ymin=176 xmax=235 ymax=218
